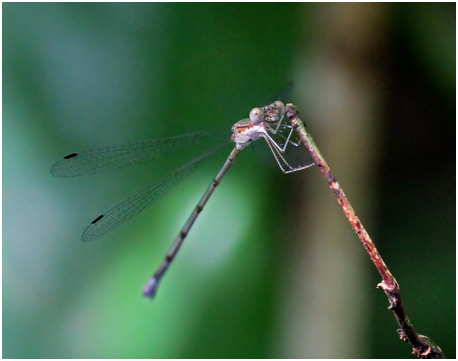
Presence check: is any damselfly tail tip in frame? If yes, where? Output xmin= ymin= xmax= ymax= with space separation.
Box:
xmin=143 ymin=277 xmax=160 ymax=298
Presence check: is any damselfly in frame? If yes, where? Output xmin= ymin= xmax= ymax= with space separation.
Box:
xmin=51 ymin=100 xmax=315 ymax=298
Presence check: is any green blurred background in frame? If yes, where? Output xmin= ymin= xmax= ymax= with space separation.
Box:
xmin=3 ymin=3 xmax=455 ymax=358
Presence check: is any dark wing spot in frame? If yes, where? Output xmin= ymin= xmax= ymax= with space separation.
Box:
xmin=91 ymin=215 xmax=104 ymax=224
xmin=64 ymin=152 xmax=78 ymax=159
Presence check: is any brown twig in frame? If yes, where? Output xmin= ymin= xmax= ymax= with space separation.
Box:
xmin=285 ymin=103 xmax=445 ymax=359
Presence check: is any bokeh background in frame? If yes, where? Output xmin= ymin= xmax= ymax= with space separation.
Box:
xmin=3 ymin=3 xmax=455 ymax=358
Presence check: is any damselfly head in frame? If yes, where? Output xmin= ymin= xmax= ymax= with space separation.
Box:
xmin=231 ymin=101 xmax=286 ymax=150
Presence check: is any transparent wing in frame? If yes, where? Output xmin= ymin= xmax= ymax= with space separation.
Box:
xmin=265 ymin=81 xmax=293 ymax=105
xmin=51 ymin=129 xmax=231 ymax=177
xmin=81 ymin=140 xmax=231 ymax=242
xmin=263 ymin=118 xmax=315 ymax=174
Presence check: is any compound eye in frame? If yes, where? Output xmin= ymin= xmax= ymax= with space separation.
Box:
xmin=249 ymin=107 xmax=264 ymax=124
xmin=275 ymin=101 xmax=285 ymax=116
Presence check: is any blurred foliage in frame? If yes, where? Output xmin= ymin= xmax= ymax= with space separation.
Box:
xmin=3 ymin=3 xmax=455 ymax=358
